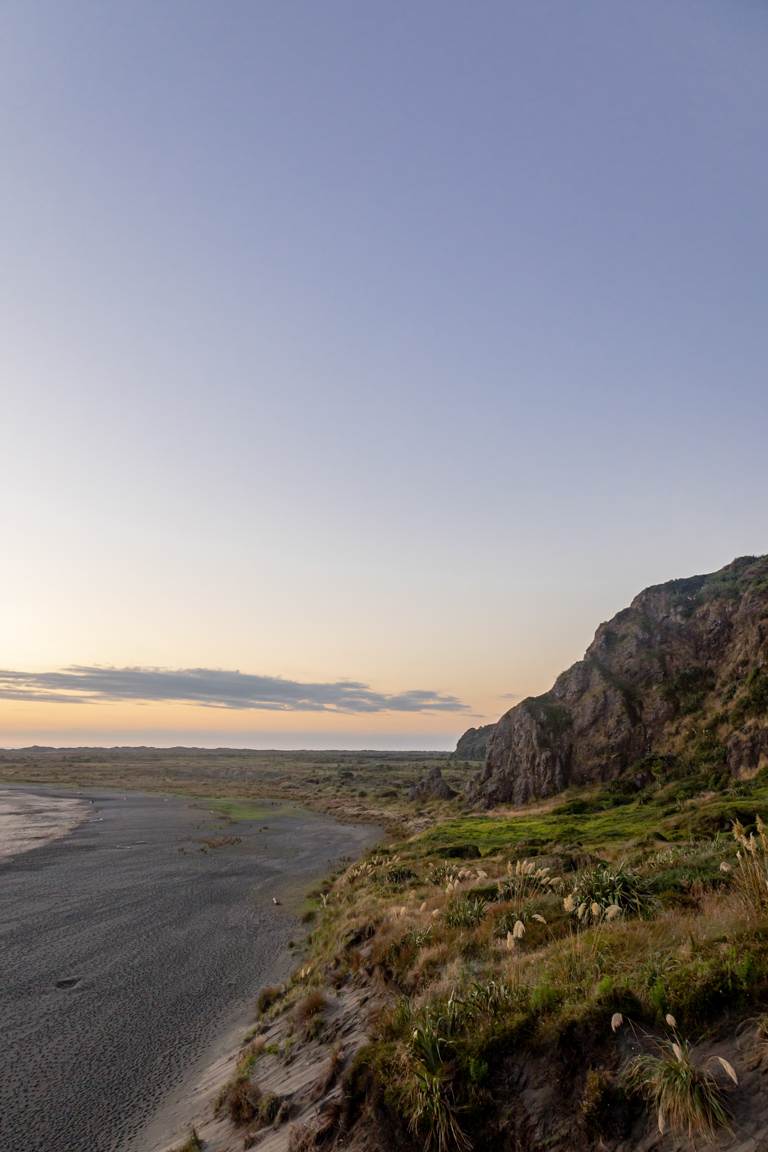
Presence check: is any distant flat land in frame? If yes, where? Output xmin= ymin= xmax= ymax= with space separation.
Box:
xmin=0 ymin=746 xmax=474 ymax=829
xmin=0 ymin=784 xmax=379 ymax=1152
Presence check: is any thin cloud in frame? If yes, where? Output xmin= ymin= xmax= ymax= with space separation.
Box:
xmin=0 ymin=666 xmax=469 ymax=715
xmin=498 ymin=692 xmax=520 ymax=701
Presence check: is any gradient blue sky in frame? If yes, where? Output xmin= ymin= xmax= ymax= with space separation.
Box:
xmin=1 ymin=1 xmax=766 ymax=748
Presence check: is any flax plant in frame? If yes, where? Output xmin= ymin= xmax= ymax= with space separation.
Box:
xmin=404 ymin=1014 xmax=471 ymax=1152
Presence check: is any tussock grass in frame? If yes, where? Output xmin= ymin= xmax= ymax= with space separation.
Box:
xmin=287 ymin=1122 xmax=315 ymax=1151
xmin=294 ymin=988 xmax=328 ymax=1039
xmin=256 ymin=1091 xmax=282 ymax=1125
xmin=236 ymin=1037 xmax=265 ymax=1077
xmin=218 ymin=1075 xmax=261 ymax=1126
xmin=625 ymin=1036 xmax=732 ymax=1139
xmin=495 ymin=857 xmax=561 ymax=922
xmin=737 ymin=1012 xmax=768 ymax=1068
xmin=318 ymin=1041 xmax=345 ymax=1094
xmin=295 ymin=988 xmax=327 ymax=1022
xmin=287 ymin=1098 xmax=344 ymax=1150
xmin=730 ymin=816 xmax=768 ymax=916
xmin=256 ymin=984 xmax=283 ymax=1015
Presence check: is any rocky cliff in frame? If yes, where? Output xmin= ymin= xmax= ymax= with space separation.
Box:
xmin=469 ymin=555 xmax=768 ymax=806
xmin=454 ymin=723 xmax=495 ymax=761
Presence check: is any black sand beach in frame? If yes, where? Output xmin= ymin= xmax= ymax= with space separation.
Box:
xmin=0 ymin=786 xmax=378 ymax=1152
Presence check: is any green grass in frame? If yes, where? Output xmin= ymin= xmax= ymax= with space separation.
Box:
xmin=209 ymin=798 xmax=296 ymax=822
xmin=415 ymin=785 xmax=768 ymax=857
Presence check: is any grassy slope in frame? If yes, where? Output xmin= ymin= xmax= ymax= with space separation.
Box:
xmin=417 ymin=779 xmax=768 ymax=855
xmin=251 ymin=768 xmax=768 ymax=1152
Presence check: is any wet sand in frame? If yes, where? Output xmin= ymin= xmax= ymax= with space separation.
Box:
xmin=0 ymin=785 xmax=379 ymax=1152
xmin=0 ymin=789 xmax=89 ymax=858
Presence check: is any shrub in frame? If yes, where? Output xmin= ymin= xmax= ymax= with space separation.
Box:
xmin=686 ymin=729 xmax=728 ymax=773
xmin=732 ymin=668 xmax=768 ymax=723
xmin=530 ymin=980 xmax=562 ymax=1014
xmin=661 ymin=667 xmax=715 ymax=715
xmin=339 ymin=1041 xmax=390 ymax=1125
xmin=645 ymin=840 xmax=729 ymax=903
xmin=660 ymin=949 xmax=762 ymax=1026
xmin=556 ymin=797 xmax=600 ymax=816
xmin=442 ymin=843 xmax=481 ymax=859
xmin=493 ymin=905 xmax=549 ymax=940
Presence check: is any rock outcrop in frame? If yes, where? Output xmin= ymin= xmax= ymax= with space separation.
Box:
xmin=408 ymin=765 xmax=457 ymax=802
xmin=454 ymin=724 xmax=495 ymax=761
xmin=470 ymin=555 xmax=768 ymax=807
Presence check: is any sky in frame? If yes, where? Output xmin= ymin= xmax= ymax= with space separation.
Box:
xmin=1 ymin=1 xmax=766 ymax=750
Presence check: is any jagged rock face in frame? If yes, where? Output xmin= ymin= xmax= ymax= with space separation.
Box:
xmin=470 ymin=556 xmax=768 ymax=807
xmin=455 ymin=724 xmax=495 ymax=761
xmin=408 ymin=765 xmax=457 ymax=802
